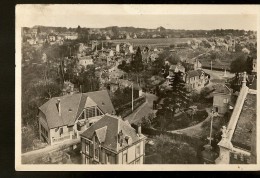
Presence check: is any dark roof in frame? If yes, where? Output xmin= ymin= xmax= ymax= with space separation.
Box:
xmin=81 ymin=114 xmax=145 ymax=152
xmin=231 ymin=93 xmax=256 ymax=151
xmin=212 ymin=84 xmax=232 ymax=95
xmin=39 ymin=90 xmax=115 ymax=129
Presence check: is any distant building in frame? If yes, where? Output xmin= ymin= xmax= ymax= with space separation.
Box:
xmin=38 ymin=90 xmax=116 ymax=145
xmin=212 ymin=84 xmax=232 ymax=114
xmin=48 ymin=33 xmax=57 ymax=42
xmin=78 ymin=55 xmax=94 ymax=68
xmin=80 ymin=114 xmax=146 ymax=164
xmin=215 ymin=72 xmax=256 ymax=164
xmin=184 ymin=69 xmax=209 ymax=91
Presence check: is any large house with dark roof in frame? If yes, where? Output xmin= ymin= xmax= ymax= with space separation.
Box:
xmin=38 ymin=90 xmax=115 ymax=145
xmin=215 ymin=72 xmax=257 ymax=164
xmin=184 ymin=69 xmax=209 ymax=91
xmin=80 ymin=114 xmax=146 ymax=164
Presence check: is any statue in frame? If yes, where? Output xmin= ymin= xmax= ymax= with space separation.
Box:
xmin=221 ymin=126 xmax=228 ymax=139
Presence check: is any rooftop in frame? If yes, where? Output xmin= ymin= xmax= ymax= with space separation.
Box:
xmin=231 ymin=92 xmax=256 ymax=151
xmin=39 ymin=90 xmax=115 ymax=129
xmin=81 ymin=114 xmax=145 ymax=152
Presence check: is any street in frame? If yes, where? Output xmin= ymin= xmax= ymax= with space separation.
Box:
xmin=124 ymin=93 xmax=158 ymax=124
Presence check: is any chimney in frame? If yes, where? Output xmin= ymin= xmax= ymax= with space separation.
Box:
xmin=138 ymin=124 xmax=142 ymax=135
xmin=242 ymin=71 xmax=247 ymax=87
xmin=57 ymin=99 xmax=61 ymax=116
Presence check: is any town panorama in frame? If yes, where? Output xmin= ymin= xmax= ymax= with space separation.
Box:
xmin=21 ymin=24 xmax=257 ymax=165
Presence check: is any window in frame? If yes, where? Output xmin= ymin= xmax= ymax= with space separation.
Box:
xmin=86 ymin=107 xmax=96 ymax=118
xmin=94 ymin=148 xmax=99 ymax=160
xmin=106 ymin=153 xmax=111 ymax=164
xmin=86 ymin=142 xmax=89 ymax=153
xmin=79 ymin=110 xmax=85 ymax=120
xmin=223 ymin=98 xmax=229 ymax=104
xmin=123 ymin=153 xmax=127 ymax=164
xmin=136 ymin=145 xmax=141 ymax=157
xmin=60 ymin=127 xmax=63 ymax=135
xmin=96 ymin=107 xmax=103 ymax=116
xmin=68 ymin=126 xmax=73 ymax=132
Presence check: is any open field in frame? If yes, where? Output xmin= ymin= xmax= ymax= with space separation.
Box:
xmin=107 ymin=38 xmax=199 ymax=47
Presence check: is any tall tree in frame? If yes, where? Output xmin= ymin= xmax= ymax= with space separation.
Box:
xmin=157 ymin=71 xmax=190 ymax=130
xmin=131 ymin=46 xmax=143 ymax=73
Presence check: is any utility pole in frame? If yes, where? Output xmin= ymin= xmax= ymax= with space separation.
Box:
xmin=211 ymin=60 xmax=212 ymax=71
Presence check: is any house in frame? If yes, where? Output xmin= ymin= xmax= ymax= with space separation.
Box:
xmin=78 ymin=55 xmax=94 ymax=68
xmin=215 ymin=72 xmax=256 ymax=164
xmin=150 ymin=53 xmax=159 ymax=62
xmin=185 ymin=69 xmax=209 ymax=91
xmin=80 ymin=114 xmax=147 ymax=164
xmin=212 ymin=84 xmax=232 ymax=114
xmin=38 ymin=90 xmax=116 ymax=145
xmin=48 ymin=33 xmax=57 ymax=42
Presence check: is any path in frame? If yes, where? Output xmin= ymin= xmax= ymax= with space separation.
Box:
xmin=21 ymin=138 xmax=80 ymax=164
xmin=125 ymin=93 xmax=157 ymax=124
xmin=169 ymin=108 xmax=212 ymax=137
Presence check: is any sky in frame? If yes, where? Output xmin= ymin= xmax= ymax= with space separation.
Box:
xmin=16 ymin=5 xmax=259 ymax=31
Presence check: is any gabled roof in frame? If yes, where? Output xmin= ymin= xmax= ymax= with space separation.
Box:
xmin=95 ymin=126 xmax=107 ymax=143
xmin=39 ymin=90 xmax=115 ymax=129
xmin=81 ymin=114 xmax=145 ymax=152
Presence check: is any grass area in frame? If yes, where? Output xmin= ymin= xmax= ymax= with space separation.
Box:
xmin=108 ymin=38 xmax=198 ymax=47
xmin=164 ymin=110 xmax=208 ymax=131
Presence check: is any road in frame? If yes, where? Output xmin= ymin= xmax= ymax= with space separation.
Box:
xmin=125 ymin=93 xmax=157 ymax=124
xmin=21 ymin=138 xmax=80 ymax=164
xmin=203 ymin=69 xmax=235 ymax=81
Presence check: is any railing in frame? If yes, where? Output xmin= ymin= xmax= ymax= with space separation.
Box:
xmin=52 ymin=133 xmax=71 ymax=144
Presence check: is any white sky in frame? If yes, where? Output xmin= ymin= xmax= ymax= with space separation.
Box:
xmin=16 ymin=5 xmax=259 ymax=30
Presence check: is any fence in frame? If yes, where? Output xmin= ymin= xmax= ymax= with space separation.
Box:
xmin=52 ymin=134 xmax=71 ymax=144
xmin=116 ymin=96 xmax=146 ymax=118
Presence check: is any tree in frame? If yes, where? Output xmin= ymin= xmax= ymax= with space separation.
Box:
xmin=151 ymin=134 xmax=198 ymax=164
xmin=111 ymin=26 xmax=119 ymax=39
xmin=131 ymin=47 xmax=144 ymax=73
xmin=156 ymin=71 xmax=190 ymax=130
xmin=230 ymin=53 xmax=247 ymax=73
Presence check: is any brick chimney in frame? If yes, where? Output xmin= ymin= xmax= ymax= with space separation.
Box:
xmin=57 ymin=99 xmax=61 ymax=116
xmin=242 ymin=71 xmax=247 ymax=87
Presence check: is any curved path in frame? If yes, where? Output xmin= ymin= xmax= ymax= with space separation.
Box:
xmin=169 ymin=108 xmax=212 ymax=137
